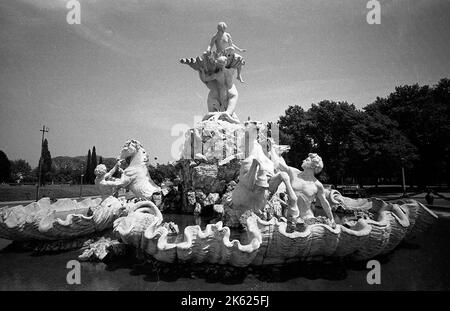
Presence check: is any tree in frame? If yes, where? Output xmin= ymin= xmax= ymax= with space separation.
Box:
xmin=90 ymin=146 xmax=98 ymax=184
xmin=279 ymin=101 xmax=364 ymax=185
xmin=99 ymin=156 xmax=103 ymax=165
xmin=148 ymin=163 xmax=177 ymax=184
xmin=0 ymin=151 xmax=11 ymax=183
xmin=349 ymin=112 xmax=418 ymax=185
xmin=278 ymin=105 xmax=312 ymax=169
xmin=365 ymin=79 xmax=450 ymax=186
xmin=85 ymin=149 xmax=91 ymax=184
xmin=278 ymin=100 xmax=417 ymax=186
xmin=10 ymin=159 xmax=32 ymax=183
xmin=305 ymin=101 xmax=363 ymax=184
xmin=40 ymin=139 xmax=53 ymax=185
xmin=53 ymin=167 xmax=72 ymax=183
xmin=433 ymin=78 xmax=450 ymax=186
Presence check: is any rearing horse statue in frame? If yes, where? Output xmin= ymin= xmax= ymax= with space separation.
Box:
xmin=112 ymin=140 xmax=161 ymax=201
xmin=232 ymin=138 xmax=298 ymax=220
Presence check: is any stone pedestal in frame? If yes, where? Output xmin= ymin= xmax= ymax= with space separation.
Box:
xmin=174 ymin=119 xmax=281 ymax=215
xmin=181 ymin=119 xmax=277 ymax=162
xmin=175 ymin=158 xmax=240 ymax=213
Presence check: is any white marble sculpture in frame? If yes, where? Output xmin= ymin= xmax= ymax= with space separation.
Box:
xmin=267 ymin=140 xmax=336 ymax=227
xmin=180 ymin=22 xmax=246 ymax=124
xmin=0 ymin=197 xmax=123 ymax=241
xmin=99 ymin=140 xmax=161 ymax=201
xmin=0 ymin=140 xmax=162 ymax=246
xmin=94 ymin=161 xmax=123 ymax=201
xmin=0 ymin=196 xmax=160 ymax=248
xmin=114 ymin=195 xmax=438 ymax=266
xmin=229 ymin=138 xmax=335 ymax=228
xmin=207 ymin=22 xmax=246 ymax=83
xmin=109 ymin=140 xmax=436 ymax=266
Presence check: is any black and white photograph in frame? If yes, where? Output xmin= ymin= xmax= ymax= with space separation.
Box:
xmin=0 ymin=0 xmax=449 ymax=297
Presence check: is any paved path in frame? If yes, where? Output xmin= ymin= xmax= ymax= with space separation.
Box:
xmin=1 ymin=216 xmax=449 ymax=290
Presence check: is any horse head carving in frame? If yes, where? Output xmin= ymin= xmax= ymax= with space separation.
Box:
xmin=116 ymin=139 xmax=161 ymax=202
xmin=119 ymin=139 xmax=149 ymax=165
xmin=232 ymin=140 xmax=275 ymax=216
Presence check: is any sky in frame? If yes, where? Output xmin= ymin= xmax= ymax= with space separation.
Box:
xmin=1 ymin=0 xmax=449 ymax=166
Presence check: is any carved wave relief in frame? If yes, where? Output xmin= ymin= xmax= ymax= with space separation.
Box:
xmin=113 ymin=197 xmax=438 ymax=267
xmin=0 ymin=196 xmax=127 ymax=241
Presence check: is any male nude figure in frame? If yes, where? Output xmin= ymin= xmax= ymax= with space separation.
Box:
xmin=207 ymin=22 xmax=246 ymax=83
xmin=268 ymin=140 xmax=336 ymax=227
xmin=200 ymin=56 xmax=239 ymax=123
xmin=94 ymin=160 xmax=124 ymax=201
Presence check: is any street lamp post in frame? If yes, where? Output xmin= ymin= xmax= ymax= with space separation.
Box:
xmin=401 ymin=157 xmax=406 ymax=197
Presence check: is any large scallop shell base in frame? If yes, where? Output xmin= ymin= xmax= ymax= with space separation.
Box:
xmin=114 ymin=198 xmax=437 ymax=266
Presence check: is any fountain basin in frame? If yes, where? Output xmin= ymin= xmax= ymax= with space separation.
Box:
xmin=0 ymin=197 xmax=127 ymax=241
xmin=113 ymin=197 xmax=438 ymax=267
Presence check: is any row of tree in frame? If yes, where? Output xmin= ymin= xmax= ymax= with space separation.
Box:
xmin=0 ymin=144 xmax=108 ymax=185
xmin=84 ymin=146 xmax=106 ymax=184
xmin=1 ymin=78 xmax=448 ymax=188
xmin=278 ymin=78 xmax=450 ymax=187
xmin=0 ymin=151 xmax=34 ymax=183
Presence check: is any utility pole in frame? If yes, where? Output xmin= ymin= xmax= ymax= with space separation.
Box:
xmin=79 ymin=165 xmax=84 ymax=198
xmin=36 ymin=125 xmax=49 ymax=201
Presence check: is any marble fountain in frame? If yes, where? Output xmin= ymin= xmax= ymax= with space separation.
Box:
xmin=0 ymin=22 xmax=437 ymax=266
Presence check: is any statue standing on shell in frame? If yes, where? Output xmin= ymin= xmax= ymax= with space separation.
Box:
xmin=180 ymin=22 xmax=246 ymax=124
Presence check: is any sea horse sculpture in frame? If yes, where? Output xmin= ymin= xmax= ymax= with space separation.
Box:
xmin=229 ymin=138 xmax=302 ymax=228
xmin=231 ymin=139 xmax=274 ymax=215
xmin=112 ymin=139 xmax=161 ymax=201
xmin=0 ymin=140 xmax=161 ymax=247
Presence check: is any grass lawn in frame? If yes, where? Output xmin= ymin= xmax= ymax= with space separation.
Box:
xmin=0 ymin=184 xmax=100 ymax=202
